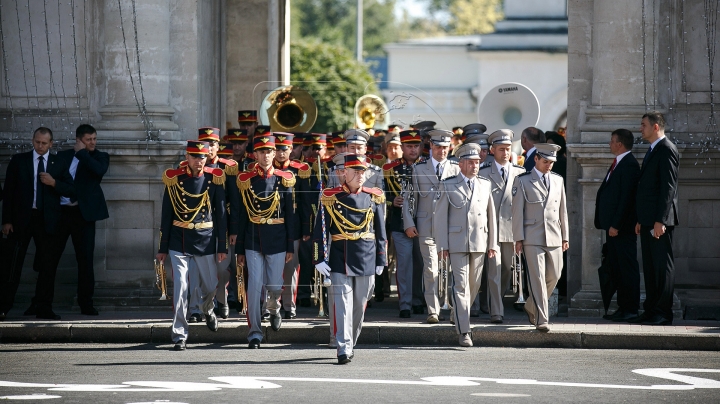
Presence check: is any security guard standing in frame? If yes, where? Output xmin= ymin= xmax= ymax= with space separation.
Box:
xmin=236 ymin=134 xmax=297 ymax=348
xmin=434 ymin=143 xmax=498 ymax=347
xmin=328 ymin=129 xmax=383 ymax=189
xmin=313 ymin=154 xmax=387 ymax=364
xmin=403 ymin=129 xmax=460 ymax=323
xmin=383 ymin=129 xmax=425 ymax=318
xmin=511 ymin=143 xmax=569 ymax=332
xmin=478 ymin=129 xmax=526 ymax=323
xmin=156 ymin=140 xmax=227 ymax=351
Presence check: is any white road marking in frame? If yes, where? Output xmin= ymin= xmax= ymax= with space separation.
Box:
xmin=0 ymin=394 xmax=61 ymax=400
xmin=471 ymin=393 xmax=531 ymax=397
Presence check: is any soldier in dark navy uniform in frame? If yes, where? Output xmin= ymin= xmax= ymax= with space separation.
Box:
xmin=290 ymin=133 xmax=306 ymax=161
xmin=383 ymin=129 xmax=426 ymax=317
xmin=235 ymin=134 xmax=297 ymax=349
xmin=156 ymin=140 xmax=227 ymax=351
xmin=313 ymin=154 xmax=387 ymax=364
xmin=226 ymin=127 xmax=250 ymax=171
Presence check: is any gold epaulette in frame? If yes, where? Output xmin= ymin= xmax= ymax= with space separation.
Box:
xmin=236 ymin=171 xmax=256 ymax=191
xmin=204 ymin=166 xmax=226 ymax=185
xmin=162 ymin=168 xmax=184 ymax=187
xmin=219 ymin=158 xmax=239 ymax=176
xmin=292 ymin=160 xmax=311 ymax=179
xmin=363 ymin=186 xmax=386 ymax=205
xmin=275 ymin=169 xmax=296 ymax=188
xmin=320 ymin=187 xmax=342 ymax=206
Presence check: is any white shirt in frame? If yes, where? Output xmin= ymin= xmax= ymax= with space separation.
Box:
xmin=460 ymin=173 xmax=474 ymax=191
xmin=649 ymin=135 xmax=665 ymax=151
xmin=60 ymin=155 xmax=80 ymax=206
xmin=431 ymin=156 xmax=445 ymax=179
xmin=494 ymin=160 xmax=510 ymax=181
xmin=32 ymin=149 xmax=50 ymax=209
xmin=533 ymin=167 xmax=550 ymax=192
xmin=526 ymin=146 xmax=537 ymax=158
xmin=606 ymin=150 xmax=631 ymax=181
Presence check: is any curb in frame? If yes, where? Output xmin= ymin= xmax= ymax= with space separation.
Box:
xmin=1 ymin=322 xmax=718 ymax=351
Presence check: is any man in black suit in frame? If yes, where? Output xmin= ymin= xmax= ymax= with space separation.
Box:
xmin=595 ymin=129 xmax=641 ymax=321
xmin=0 ymin=127 xmax=75 ymax=321
xmin=47 ymin=124 xmax=109 ymax=316
xmin=632 ymin=111 xmax=679 ymax=325
xmin=521 ymin=127 xmax=545 ymax=171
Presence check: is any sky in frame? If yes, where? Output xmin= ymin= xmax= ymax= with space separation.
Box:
xmin=394 ymin=0 xmax=429 ymax=19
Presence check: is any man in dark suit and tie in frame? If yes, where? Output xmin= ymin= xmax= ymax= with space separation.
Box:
xmin=594 ymin=129 xmax=641 ymax=322
xmin=48 ymin=124 xmax=109 ymax=316
xmin=520 ymin=127 xmax=545 ymax=171
xmin=632 ymin=111 xmax=679 ymax=325
xmin=0 ymin=127 xmax=75 ymax=321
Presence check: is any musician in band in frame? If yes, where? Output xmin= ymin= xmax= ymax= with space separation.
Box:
xmin=313 ymin=154 xmax=387 ymax=364
xmin=511 ymin=143 xmax=569 ymax=332
xmin=327 ymin=129 xmax=383 ymax=189
xmin=403 ymin=130 xmax=460 ymax=323
xmin=236 ymin=134 xmax=297 ymax=349
xmin=478 ymin=129 xmax=527 ymax=323
xmin=236 ymin=111 xmax=258 ymax=171
xmin=434 ymin=143 xmax=498 ymax=347
xmin=156 ymin=140 xmax=227 ymax=351
xmin=383 ymin=129 xmax=426 ymax=318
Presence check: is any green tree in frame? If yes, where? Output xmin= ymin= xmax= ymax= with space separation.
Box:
xmin=420 ymin=0 xmax=503 ymax=34
xmin=290 ymin=41 xmax=379 ymax=133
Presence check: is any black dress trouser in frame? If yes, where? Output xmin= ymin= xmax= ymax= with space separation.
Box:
xmin=639 ymin=225 xmax=675 ymax=321
xmin=606 ymin=231 xmax=640 ymax=313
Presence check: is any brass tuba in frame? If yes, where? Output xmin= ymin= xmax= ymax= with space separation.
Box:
xmin=354 ymin=94 xmax=390 ymax=130
xmin=260 ymin=85 xmax=317 ymax=132
xmin=236 ymin=262 xmax=248 ymax=316
xmin=154 ymin=259 xmax=168 ymax=301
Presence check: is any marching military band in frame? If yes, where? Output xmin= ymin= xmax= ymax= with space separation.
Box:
xmin=156 ymin=111 xmax=569 ymax=363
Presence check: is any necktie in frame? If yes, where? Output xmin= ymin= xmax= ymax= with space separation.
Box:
xmin=500 ymin=167 xmax=506 ymax=182
xmin=643 ymin=146 xmax=652 ymax=166
xmin=608 ymin=157 xmax=617 ymax=179
xmin=467 ymin=178 xmax=472 ymax=192
xmin=36 ymin=156 xmax=45 ymax=210
xmin=542 ymin=174 xmax=548 ymax=190
xmin=435 ymin=163 xmax=441 ymax=180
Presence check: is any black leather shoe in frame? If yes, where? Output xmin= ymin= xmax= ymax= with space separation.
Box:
xmin=23 ymin=305 xmax=37 ymax=316
xmin=36 ymin=311 xmax=61 ymax=320
xmin=399 ymin=310 xmax=411 ymax=318
xmin=188 ymin=313 xmax=202 ymax=323
xmin=0 ymin=312 xmax=6 ymax=321
xmin=348 ymin=352 xmax=354 ymax=360
xmin=337 ymin=354 xmax=351 ymax=364
xmin=642 ymin=314 xmax=672 ymax=325
xmin=270 ymin=313 xmax=282 ymax=331
xmin=283 ymin=311 xmax=296 ymax=320
xmin=173 ymin=340 xmax=186 ymax=351
xmin=602 ymin=312 xmax=613 ymax=320
xmin=374 ymin=294 xmax=384 ymax=303
xmin=206 ymin=313 xmax=218 ymax=332
xmin=214 ymin=304 xmax=229 ymax=319
xmin=248 ymin=338 xmax=261 ymax=349
xmin=412 ymin=305 xmax=425 ymax=315
xmin=80 ymin=307 xmax=99 ymax=316
xmin=610 ymin=311 xmax=638 ymax=322
xmin=262 ymin=312 xmax=271 ymax=322
xmin=627 ymin=313 xmax=649 ymax=324
xmin=299 ymin=298 xmax=311 ymax=307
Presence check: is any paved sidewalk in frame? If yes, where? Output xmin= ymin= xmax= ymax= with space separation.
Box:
xmin=1 ymin=297 xmax=718 ymax=350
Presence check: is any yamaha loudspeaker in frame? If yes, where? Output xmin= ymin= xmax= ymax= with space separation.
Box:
xmin=478 ymin=83 xmax=540 ymax=155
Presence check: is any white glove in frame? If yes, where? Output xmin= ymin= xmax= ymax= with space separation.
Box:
xmin=375 ymin=266 xmax=384 ymax=276
xmin=315 ymin=262 xmax=331 ymax=277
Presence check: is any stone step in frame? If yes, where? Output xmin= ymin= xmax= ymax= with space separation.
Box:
xmin=570 ymin=290 xmax=682 ymax=310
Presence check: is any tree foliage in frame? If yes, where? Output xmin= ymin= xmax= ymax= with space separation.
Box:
xmin=417 ymin=0 xmax=503 ymax=35
xmin=290 ymin=41 xmax=379 ymax=133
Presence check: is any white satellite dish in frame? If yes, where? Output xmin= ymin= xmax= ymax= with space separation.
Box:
xmin=478 ymin=83 xmax=540 ymax=155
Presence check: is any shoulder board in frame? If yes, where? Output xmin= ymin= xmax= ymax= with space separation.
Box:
xmin=204 ymin=166 xmax=226 ymax=185
xmin=477 ymin=175 xmax=491 ymax=183
xmin=368 ymin=164 xmax=381 ymax=172
xmin=480 ymin=162 xmax=491 ymax=169
xmin=306 ymin=157 xmax=317 ymax=164
xmin=550 ymin=171 xmax=562 ymax=177
xmin=246 ymin=161 xmax=257 ymax=171
xmin=448 ymin=159 xmax=459 ymax=165
xmin=518 ymin=171 xmax=532 ymax=177
xmin=414 ymin=159 xmax=428 ymax=165
xmin=368 ymin=153 xmax=383 ymax=160
xmin=320 ymin=186 xmax=343 ymax=205
xmin=275 ymin=169 xmax=296 ymax=187
xmin=218 ymin=158 xmax=238 ymax=176
xmin=363 ymin=186 xmax=386 ymax=204
xmin=236 ymin=170 xmax=257 ymax=191
xmin=321 ymin=156 xmax=333 ymax=163
xmin=218 ymin=158 xmax=237 ymax=167
xmin=512 ymin=164 xmax=524 ymax=169
xmin=441 ymin=174 xmax=458 ymax=182
xmin=382 ymin=160 xmax=402 ymax=171
xmin=162 ymin=168 xmax=185 ymax=187
xmin=290 ymin=160 xmax=311 ymax=179
xmin=178 ymin=160 xmax=188 ymax=168
xmin=322 ymin=187 xmax=344 ymax=198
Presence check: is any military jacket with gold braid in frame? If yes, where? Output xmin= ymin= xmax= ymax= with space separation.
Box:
xmin=297 ymin=156 xmax=331 ymax=237
xmin=383 ymin=156 xmax=425 ymax=233
xmin=235 ymin=165 xmax=297 ymax=255
xmin=311 ymin=184 xmax=388 ymax=277
xmin=179 ymin=156 xmax=240 ymax=236
xmin=158 ymin=166 xmax=227 ymax=256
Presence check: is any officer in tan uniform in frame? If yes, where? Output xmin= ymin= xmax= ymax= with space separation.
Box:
xmin=403 ymin=129 xmax=460 ymax=323
xmin=434 ymin=143 xmax=498 ymax=347
xmin=478 ymin=129 xmax=526 ymax=323
xmin=511 ymin=143 xmax=569 ymax=332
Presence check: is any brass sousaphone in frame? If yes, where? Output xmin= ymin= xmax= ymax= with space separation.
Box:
xmin=260 ymin=85 xmax=318 ymax=132
xmin=354 ymin=94 xmax=390 ymax=130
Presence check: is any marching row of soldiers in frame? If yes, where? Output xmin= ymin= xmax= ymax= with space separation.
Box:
xmin=156 ymin=110 xmax=569 ymax=362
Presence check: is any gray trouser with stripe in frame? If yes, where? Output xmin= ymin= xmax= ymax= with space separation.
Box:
xmin=487 ymin=242 xmax=515 ymax=317
xmin=169 ymin=251 xmax=217 ymax=343
xmin=449 ymin=252 xmax=485 ymax=334
xmin=246 ymin=250 xmax=284 ymax=342
xmin=419 ymin=236 xmax=440 ymax=316
xmin=189 ymin=241 xmax=230 ymax=315
xmin=330 ymin=272 xmax=374 ymax=357
xmin=523 ymin=245 xmax=562 ymax=326
xmin=281 ymin=240 xmax=300 ymax=313
xmin=392 ymin=231 xmax=420 ymax=311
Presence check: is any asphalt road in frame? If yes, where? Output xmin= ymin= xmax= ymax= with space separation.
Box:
xmin=1 ymin=344 xmax=719 ymax=403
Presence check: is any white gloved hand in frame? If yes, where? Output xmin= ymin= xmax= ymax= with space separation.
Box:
xmin=315 ymin=262 xmax=331 ymax=277
xmin=375 ymin=266 xmax=384 ymax=276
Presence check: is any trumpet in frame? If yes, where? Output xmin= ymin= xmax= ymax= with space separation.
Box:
xmin=439 ymin=251 xmax=450 ymax=310
xmin=512 ymin=252 xmax=527 ymax=306
xmin=236 ymin=262 xmax=248 ymax=315
xmin=154 ymin=259 xmax=168 ymax=301
xmin=312 ymin=269 xmax=332 ymax=317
